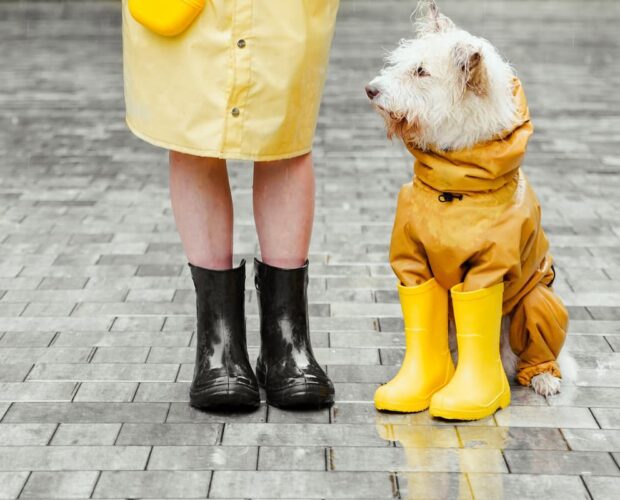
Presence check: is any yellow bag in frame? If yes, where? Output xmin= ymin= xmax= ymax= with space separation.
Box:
xmin=129 ymin=0 xmax=205 ymax=37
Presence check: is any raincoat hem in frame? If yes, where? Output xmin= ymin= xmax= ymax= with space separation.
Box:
xmin=125 ymin=117 xmax=313 ymax=161
xmin=516 ymin=360 xmax=562 ymax=386
xmin=397 ymin=278 xmax=441 ymax=296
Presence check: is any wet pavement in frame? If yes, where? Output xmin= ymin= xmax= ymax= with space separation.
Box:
xmin=1 ymin=0 xmax=620 ymax=498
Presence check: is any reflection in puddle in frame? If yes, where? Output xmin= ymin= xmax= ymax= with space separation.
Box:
xmin=375 ymin=413 xmax=508 ymax=499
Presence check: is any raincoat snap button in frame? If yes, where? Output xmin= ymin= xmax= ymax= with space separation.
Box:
xmin=438 ymin=192 xmax=463 ymax=203
xmin=231 ymin=107 xmax=240 ymax=117
xmin=237 ymin=39 xmax=246 ymax=49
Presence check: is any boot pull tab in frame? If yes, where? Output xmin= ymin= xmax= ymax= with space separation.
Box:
xmin=438 ymin=192 xmax=464 ymax=203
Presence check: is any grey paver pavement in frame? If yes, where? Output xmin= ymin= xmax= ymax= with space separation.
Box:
xmin=1 ymin=0 xmax=620 ymax=498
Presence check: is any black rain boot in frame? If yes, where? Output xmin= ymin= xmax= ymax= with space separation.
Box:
xmin=254 ymin=258 xmax=335 ymax=408
xmin=189 ymin=260 xmax=260 ymax=410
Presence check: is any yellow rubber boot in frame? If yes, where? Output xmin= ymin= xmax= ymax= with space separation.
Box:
xmin=374 ymin=278 xmax=455 ymax=413
xmin=429 ymin=282 xmax=510 ymax=420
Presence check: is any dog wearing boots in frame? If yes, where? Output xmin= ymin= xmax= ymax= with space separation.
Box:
xmin=367 ymin=1 xmax=569 ymax=420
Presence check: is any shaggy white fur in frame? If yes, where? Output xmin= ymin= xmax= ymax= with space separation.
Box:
xmin=499 ymin=318 xmax=520 ymax=380
xmin=368 ymin=0 xmax=518 ymax=150
xmin=531 ymin=373 xmax=563 ymax=397
xmin=368 ymin=1 xmax=566 ymax=397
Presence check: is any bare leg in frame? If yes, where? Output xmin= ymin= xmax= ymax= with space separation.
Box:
xmin=252 ymin=152 xmax=333 ymax=407
xmin=253 ymin=152 xmax=315 ymax=268
xmin=174 ymin=151 xmax=260 ymax=409
xmin=169 ymin=151 xmax=233 ymax=270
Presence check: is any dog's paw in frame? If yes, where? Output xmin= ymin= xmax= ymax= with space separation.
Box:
xmin=530 ymin=372 xmax=561 ymax=397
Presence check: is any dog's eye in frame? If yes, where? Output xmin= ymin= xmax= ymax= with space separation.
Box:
xmin=413 ymin=66 xmax=430 ymax=77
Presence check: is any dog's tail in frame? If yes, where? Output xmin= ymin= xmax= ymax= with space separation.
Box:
xmin=557 ymin=349 xmax=578 ymax=383
xmin=500 ymin=317 xmax=519 ymax=378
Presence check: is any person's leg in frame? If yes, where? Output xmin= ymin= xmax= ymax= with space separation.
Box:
xmin=169 ymin=150 xmax=259 ymax=410
xmin=169 ymin=150 xmax=233 ymax=270
xmin=252 ymin=152 xmax=333 ymax=408
xmin=252 ymin=152 xmax=315 ymax=268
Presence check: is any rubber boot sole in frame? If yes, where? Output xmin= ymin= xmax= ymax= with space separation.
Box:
xmin=374 ymin=397 xmax=432 ymax=413
xmin=256 ymin=365 xmax=334 ymax=409
xmin=190 ymin=381 xmax=260 ymax=410
xmin=429 ymin=388 xmax=511 ymax=421
xmin=374 ymin=377 xmax=454 ymax=413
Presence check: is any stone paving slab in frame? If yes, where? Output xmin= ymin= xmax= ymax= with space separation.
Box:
xmin=1 ymin=0 xmax=620 ymax=498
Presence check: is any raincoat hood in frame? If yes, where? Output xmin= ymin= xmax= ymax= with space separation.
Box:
xmin=407 ymin=79 xmax=533 ymax=193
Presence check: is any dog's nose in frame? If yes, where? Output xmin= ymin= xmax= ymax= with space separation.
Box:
xmin=365 ymin=84 xmax=380 ymax=100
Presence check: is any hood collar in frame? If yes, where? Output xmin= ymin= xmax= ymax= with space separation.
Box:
xmin=408 ymin=78 xmax=533 ymax=193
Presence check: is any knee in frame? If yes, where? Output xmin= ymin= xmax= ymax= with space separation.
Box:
xmin=254 ymin=151 xmax=312 ymax=170
xmin=169 ymin=150 xmax=226 ymax=171
xmin=169 ymin=149 xmax=197 ymax=165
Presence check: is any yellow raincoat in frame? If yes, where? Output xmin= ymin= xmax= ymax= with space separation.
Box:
xmin=390 ymin=80 xmax=568 ymax=385
xmin=121 ymin=0 xmax=339 ymax=160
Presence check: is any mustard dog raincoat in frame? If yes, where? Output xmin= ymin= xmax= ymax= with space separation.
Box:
xmin=121 ymin=0 xmax=339 ymax=160
xmin=390 ymin=79 xmax=568 ymax=385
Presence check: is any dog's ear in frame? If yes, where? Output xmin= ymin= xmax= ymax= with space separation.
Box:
xmin=453 ymin=43 xmax=488 ymax=97
xmin=414 ymin=0 xmax=455 ymax=36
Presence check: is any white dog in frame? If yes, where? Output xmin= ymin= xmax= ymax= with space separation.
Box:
xmin=367 ymin=0 xmax=572 ymax=397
